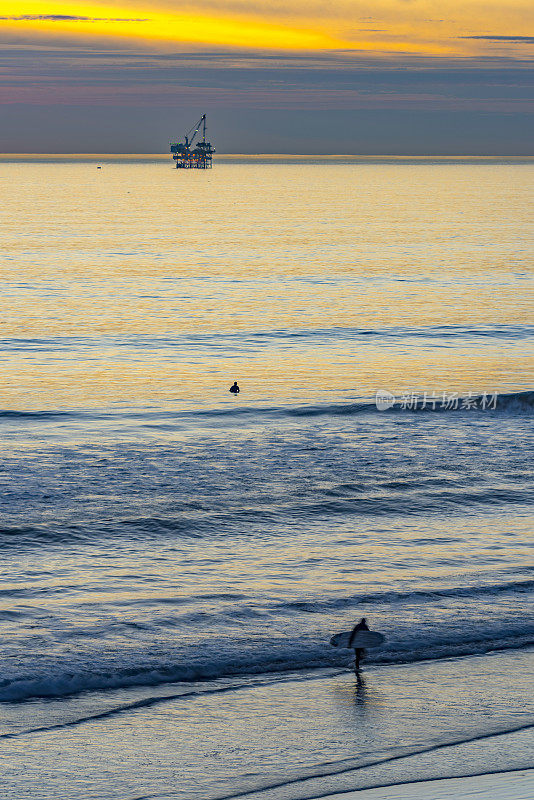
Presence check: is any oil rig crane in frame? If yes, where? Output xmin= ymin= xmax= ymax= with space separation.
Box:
xmin=170 ymin=114 xmax=215 ymax=169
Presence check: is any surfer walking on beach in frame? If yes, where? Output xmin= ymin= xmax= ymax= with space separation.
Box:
xmin=330 ymin=618 xmax=384 ymax=672
xmin=349 ymin=617 xmax=369 ymax=672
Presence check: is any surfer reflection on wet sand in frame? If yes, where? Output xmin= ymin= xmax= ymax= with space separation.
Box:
xmin=333 ymin=672 xmax=373 ymax=725
xmin=354 ymin=672 xmax=367 ymax=708
xmin=349 ymin=617 xmax=370 ymax=673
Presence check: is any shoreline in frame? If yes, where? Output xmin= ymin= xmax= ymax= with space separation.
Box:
xmin=2 ymin=647 xmax=533 ymax=799
xmin=311 ymin=768 xmax=534 ymax=800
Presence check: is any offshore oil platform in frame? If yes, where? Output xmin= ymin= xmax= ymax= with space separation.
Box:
xmin=170 ymin=114 xmax=215 ymax=169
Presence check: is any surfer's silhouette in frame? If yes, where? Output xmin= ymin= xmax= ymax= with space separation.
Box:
xmin=229 ymin=381 xmax=240 ymax=394
xmin=349 ymin=617 xmax=369 ymax=672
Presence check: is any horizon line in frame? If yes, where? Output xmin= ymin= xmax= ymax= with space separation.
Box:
xmin=1 ymin=153 xmax=534 ymax=159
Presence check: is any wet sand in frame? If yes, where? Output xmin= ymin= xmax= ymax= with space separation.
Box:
xmin=1 ymin=648 xmax=533 ymax=799
xmin=312 ymin=768 xmax=534 ymax=800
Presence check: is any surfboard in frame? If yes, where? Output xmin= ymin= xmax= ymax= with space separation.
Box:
xmin=330 ymin=630 xmax=385 ymax=649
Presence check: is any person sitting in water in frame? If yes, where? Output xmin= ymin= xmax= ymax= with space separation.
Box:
xmin=348 ymin=617 xmax=369 ymax=672
xmin=229 ymin=381 xmax=240 ymax=394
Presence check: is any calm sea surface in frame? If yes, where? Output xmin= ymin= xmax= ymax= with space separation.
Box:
xmin=0 ymin=157 xmax=532 ymax=798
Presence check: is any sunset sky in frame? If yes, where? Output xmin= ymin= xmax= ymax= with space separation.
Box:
xmin=1 ymin=0 xmax=533 ymax=152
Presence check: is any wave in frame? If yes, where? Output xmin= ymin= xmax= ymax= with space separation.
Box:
xmin=1 ymin=390 xmax=532 ymax=426
xmin=281 ymin=390 xmax=534 ymax=418
xmin=0 ymin=409 xmax=73 ymax=420
xmin=2 ymin=615 xmax=533 ymax=704
xmin=2 ymin=479 xmax=532 ymax=549
xmin=273 ymin=579 xmax=534 ymax=614
xmin=167 ymin=390 xmax=533 ymax=419
xmin=1 ymin=324 xmax=531 ymax=351
xmin=0 ymin=576 xmax=530 ymax=616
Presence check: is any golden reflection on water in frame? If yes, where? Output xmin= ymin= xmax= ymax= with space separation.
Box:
xmin=3 ymin=352 xmax=532 ymax=409
xmin=2 ymin=160 xmax=532 ymax=410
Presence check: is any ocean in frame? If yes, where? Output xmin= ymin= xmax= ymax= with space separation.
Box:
xmin=0 ymin=156 xmax=533 ymax=799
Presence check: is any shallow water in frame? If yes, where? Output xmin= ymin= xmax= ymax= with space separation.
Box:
xmin=0 ymin=157 xmax=533 ymax=797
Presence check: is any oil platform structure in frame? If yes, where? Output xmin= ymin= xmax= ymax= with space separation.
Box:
xmin=170 ymin=114 xmax=215 ymax=169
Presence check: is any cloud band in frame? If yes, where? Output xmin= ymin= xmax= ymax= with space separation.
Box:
xmin=0 ymin=14 xmax=148 ymax=22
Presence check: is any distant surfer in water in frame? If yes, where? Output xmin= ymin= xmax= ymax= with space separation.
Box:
xmin=349 ymin=617 xmax=369 ymax=672
xmin=229 ymin=381 xmax=240 ymax=394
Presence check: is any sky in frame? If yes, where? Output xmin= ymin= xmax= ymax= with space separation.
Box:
xmin=0 ymin=0 xmax=533 ymax=153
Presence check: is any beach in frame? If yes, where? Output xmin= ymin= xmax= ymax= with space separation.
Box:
xmin=0 ymin=156 xmax=532 ymax=799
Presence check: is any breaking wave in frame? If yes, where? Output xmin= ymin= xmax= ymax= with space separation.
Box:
xmin=1 ymin=576 xmax=532 ymax=703
xmin=1 ymin=629 xmax=532 ymax=704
